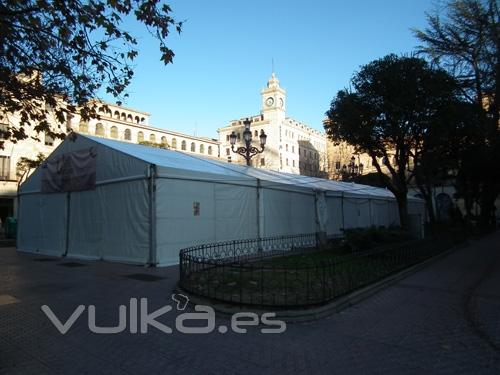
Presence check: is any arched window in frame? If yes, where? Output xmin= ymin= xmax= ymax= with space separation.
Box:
xmin=190 ymin=142 xmax=195 ymax=152
xmin=208 ymin=146 xmax=213 ymax=155
xmin=161 ymin=136 xmax=167 ymax=146
xmin=181 ymin=140 xmax=186 ymax=150
xmin=98 ymin=107 xmax=105 ymax=113
xmin=79 ymin=121 xmax=88 ymax=133
xmin=95 ymin=123 xmax=105 ymax=136
xmin=114 ymin=111 xmax=120 ymax=119
xmin=137 ymin=131 xmax=144 ymax=143
xmin=124 ymin=128 xmax=131 ymax=140
xmin=127 ymin=114 xmax=133 ymax=122
xmin=121 ymin=113 xmax=126 ymax=122
xmin=45 ymin=133 xmax=54 ymax=146
xmin=199 ymin=144 xmax=205 ymax=154
xmin=134 ymin=116 xmax=140 ymax=124
xmin=149 ymin=134 xmax=156 ymax=143
xmin=172 ymin=138 xmax=177 ymax=149
xmin=140 ymin=117 xmax=145 ymax=123
xmin=110 ymin=126 xmax=118 ymax=139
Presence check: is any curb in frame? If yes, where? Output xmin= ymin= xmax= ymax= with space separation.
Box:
xmin=175 ymin=241 xmax=467 ymax=323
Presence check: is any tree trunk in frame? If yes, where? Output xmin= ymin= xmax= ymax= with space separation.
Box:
xmin=395 ymin=193 xmax=410 ymax=230
xmin=479 ymin=183 xmax=498 ymax=231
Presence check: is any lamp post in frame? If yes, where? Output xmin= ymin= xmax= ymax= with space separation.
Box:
xmin=342 ymin=155 xmax=364 ymax=180
xmin=229 ymin=118 xmax=267 ymax=166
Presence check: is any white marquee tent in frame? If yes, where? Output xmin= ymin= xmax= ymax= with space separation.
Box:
xmin=18 ymin=134 xmax=425 ymax=266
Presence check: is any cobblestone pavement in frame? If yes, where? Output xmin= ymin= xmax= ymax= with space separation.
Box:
xmin=1 ymin=232 xmax=500 ymax=374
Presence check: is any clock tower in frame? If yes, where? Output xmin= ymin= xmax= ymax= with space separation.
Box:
xmin=261 ymin=73 xmax=286 ymax=124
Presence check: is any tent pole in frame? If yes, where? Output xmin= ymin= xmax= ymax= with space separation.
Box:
xmin=341 ymin=192 xmax=345 ymax=233
xmin=368 ymin=198 xmax=372 ymax=227
xmin=148 ymin=165 xmax=157 ymax=266
xmin=64 ymin=192 xmax=70 ymax=256
xmin=257 ymin=179 xmax=261 ymax=252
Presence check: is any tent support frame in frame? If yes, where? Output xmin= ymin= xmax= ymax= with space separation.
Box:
xmin=148 ymin=165 xmax=157 ymax=266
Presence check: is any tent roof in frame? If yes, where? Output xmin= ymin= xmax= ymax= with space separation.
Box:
xmin=82 ymin=134 xmax=402 ymax=200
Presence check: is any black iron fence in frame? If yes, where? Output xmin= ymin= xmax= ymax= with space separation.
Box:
xmin=178 ymin=233 xmax=463 ymax=308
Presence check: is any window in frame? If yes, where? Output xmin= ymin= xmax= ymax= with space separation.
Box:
xmin=286 ymin=144 xmax=288 ymax=152
xmin=172 ymin=138 xmax=177 ymax=149
xmin=286 ymin=158 xmax=289 ymax=166
xmin=135 ymin=116 xmax=140 ymax=124
xmin=149 ymin=134 xmax=156 ymax=143
xmin=45 ymin=133 xmax=54 ymax=146
xmin=161 ymin=136 xmax=167 ymax=146
xmin=95 ymin=123 xmax=105 ymax=137
xmin=114 ymin=111 xmax=120 ymax=119
xmin=79 ymin=121 xmax=88 ymax=133
xmin=237 ymin=133 xmax=240 ymax=140
xmin=292 ymin=146 xmax=295 ymax=153
xmin=254 ymin=130 xmax=258 ymax=137
xmin=0 ymin=123 xmax=7 ymax=139
xmin=121 ymin=113 xmax=126 ymax=122
xmin=292 ymin=160 xmax=295 ymax=167
xmin=226 ymin=135 xmax=230 ymax=141
xmin=127 ymin=114 xmax=133 ymax=122
xmin=110 ymin=126 xmax=118 ymax=139
xmin=137 ymin=131 xmax=144 ymax=142
xmin=124 ymin=128 xmax=131 ymax=140
xmin=260 ymin=157 xmax=265 ymax=166
xmin=190 ymin=142 xmax=195 ymax=152
xmin=181 ymin=140 xmax=186 ymax=150
xmin=335 ymin=161 xmax=341 ymax=170
xmin=0 ymin=156 xmax=10 ymax=180
xmin=208 ymin=146 xmax=213 ymax=155
xmin=226 ymin=148 xmax=230 ymax=156
xmin=199 ymin=144 xmax=205 ymax=154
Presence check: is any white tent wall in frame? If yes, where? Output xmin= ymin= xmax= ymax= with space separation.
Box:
xmin=370 ymin=199 xmax=392 ymax=227
xmin=325 ymin=196 xmax=343 ymax=236
xmin=155 ymin=178 xmax=259 ymax=266
xmin=17 ymin=134 xmax=428 ymax=267
xmin=67 ymin=180 xmax=150 ymax=263
xmin=17 ymin=193 xmax=67 ymax=255
xmin=18 ymin=134 xmax=152 ymax=262
xmin=342 ymin=197 xmax=372 ymax=229
xmin=260 ymin=188 xmax=316 ymax=237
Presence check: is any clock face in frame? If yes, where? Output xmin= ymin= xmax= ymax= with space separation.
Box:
xmin=266 ymin=97 xmax=274 ymax=107
xmin=279 ymin=98 xmax=284 ymax=107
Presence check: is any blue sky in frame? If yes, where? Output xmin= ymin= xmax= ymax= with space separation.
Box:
xmin=105 ymin=0 xmax=436 ymax=138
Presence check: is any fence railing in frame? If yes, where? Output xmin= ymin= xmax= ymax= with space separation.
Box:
xmin=178 ymin=233 xmax=463 ymax=308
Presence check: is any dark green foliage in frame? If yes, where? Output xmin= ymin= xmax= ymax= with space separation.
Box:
xmin=342 ymin=226 xmax=413 ymax=252
xmin=325 ymin=54 xmax=463 ymax=229
xmin=414 ymin=0 xmax=500 ymax=231
xmin=0 ymin=0 xmax=182 ymax=148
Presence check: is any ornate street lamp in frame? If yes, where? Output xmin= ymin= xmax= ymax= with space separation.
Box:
xmin=229 ymin=118 xmax=267 ymax=166
xmin=342 ymin=155 xmax=364 ymax=180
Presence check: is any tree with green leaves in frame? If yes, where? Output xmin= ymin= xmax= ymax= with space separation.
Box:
xmin=325 ymin=54 xmax=462 ymax=229
xmin=414 ymin=0 xmax=500 ymax=230
xmin=0 ymin=0 xmax=182 ymax=148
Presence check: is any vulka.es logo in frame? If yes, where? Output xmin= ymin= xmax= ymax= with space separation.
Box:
xmin=41 ymin=296 xmax=286 ymax=335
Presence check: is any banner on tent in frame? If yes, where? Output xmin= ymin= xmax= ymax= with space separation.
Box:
xmin=41 ymin=147 xmax=97 ymax=193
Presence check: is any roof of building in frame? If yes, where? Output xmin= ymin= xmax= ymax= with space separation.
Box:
xmin=82 ymin=134 xmax=410 ymax=200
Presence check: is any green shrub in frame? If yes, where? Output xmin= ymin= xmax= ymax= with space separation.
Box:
xmin=343 ymin=226 xmax=412 ymax=252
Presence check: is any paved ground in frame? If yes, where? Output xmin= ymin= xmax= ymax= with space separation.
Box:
xmin=1 ymin=232 xmax=500 ymax=374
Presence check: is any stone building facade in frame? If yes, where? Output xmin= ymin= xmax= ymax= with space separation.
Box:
xmin=218 ymin=74 xmax=328 ymax=176
xmin=0 ymin=101 xmax=219 ymax=220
